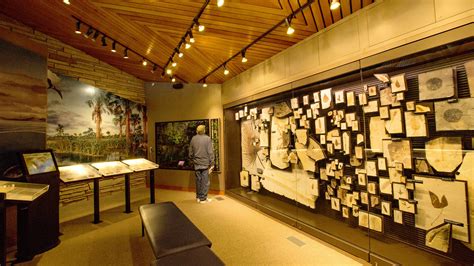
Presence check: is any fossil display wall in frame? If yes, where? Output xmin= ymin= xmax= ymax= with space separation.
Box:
xmin=233 ymin=43 xmax=474 ymax=263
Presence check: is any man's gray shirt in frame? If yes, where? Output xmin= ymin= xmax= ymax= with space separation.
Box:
xmin=189 ymin=134 xmax=214 ymax=170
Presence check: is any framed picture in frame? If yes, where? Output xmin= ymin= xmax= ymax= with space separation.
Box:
xmin=368 ymin=86 xmax=378 ymax=97
xmin=368 ymin=182 xmax=378 ymax=195
xmin=335 ymin=90 xmax=345 ymax=104
xmin=394 ymin=209 xmax=404 ymax=224
xmin=390 ymin=73 xmax=407 ymax=93
xmin=359 ymin=210 xmax=369 ymax=228
xmin=303 ymin=95 xmax=309 ymax=105
xmin=353 ymin=205 xmax=360 ymax=217
xmin=342 ymin=206 xmax=350 ymax=218
xmin=313 ymin=91 xmax=320 ymax=102
xmin=315 ymin=116 xmax=327 ymax=134
xmin=385 ymin=108 xmax=404 ymax=134
xmin=361 ymin=191 xmax=369 ymax=205
xmin=363 ymin=100 xmax=379 ymax=114
xmin=358 ymin=173 xmax=367 ymax=186
xmin=369 ymin=212 xmax=384 ymax=232
xmin=405 ymin=112 xmax=428 ymax=138
xmin=321 ymin=88 xmax=332 ymax=109
xmin=379 ymin=177 xmax=393 ymax=195
xmin=393 ymin=182 xmax=409 ymax=200
xmin=379 ymin=106 xmax=390 ymax=120
xmin=399 ymin=199 xmax=416 ymax=214
xmin=358 ymin=92 xmax=368 ymax=106
xmin=290 ymin=97 xmax=299 ymax=109
xmin=366 ymin=160 xmax=378 ymax=177
xmin=370 ymin=195 xmax=380 ymax=208
xmin=378 ymin=157 xmax=387 ymax=171
xmin=331 ymin=197 xmax=341 ymax=211
xmin=347 ymin=91 xmax=356 ymax=107
xmin=381 ymin=201 xmax=392 ymax=216
xmin=396 ymin=92 xmax=405 ymax=101
xmin=406 ymin=101 xmax=415 ymax=111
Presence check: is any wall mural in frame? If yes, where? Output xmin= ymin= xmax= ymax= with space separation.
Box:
xmin=236 ymin=57 xmax=474 ymax=259
xmin=47 ymin=75 xmax=147 ymax=166
xmin=0 ymin=39 xmax=47 ymax=152
xmin=155 ymin=119 xmax=220 ymax=171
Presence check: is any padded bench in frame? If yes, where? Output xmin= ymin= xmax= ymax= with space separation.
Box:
xmin=151 ymin=246 xmax=224 ymax=266
xmin=139 ymin=202 xmax=220 ymax=263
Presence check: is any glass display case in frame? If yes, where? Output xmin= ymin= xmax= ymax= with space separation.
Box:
xmin=0 ymin=181 xmax=49 ymax=201
xmin=58 ymin=164 xmax=102 ymax=183
xmin=121 ymin=158 xmax=159 ymax=172
xmin=224 ymin=38 xmax=474 ymax=264
xmin=90 ymin=161 xmax=133 ymax=176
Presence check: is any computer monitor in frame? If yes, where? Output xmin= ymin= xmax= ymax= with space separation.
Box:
xmin=21 ymin=151 xmax=58 ymax=176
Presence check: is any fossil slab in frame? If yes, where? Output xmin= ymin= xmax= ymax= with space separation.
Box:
xmin=390 ymin=73 xmax=407 ymax=93
xmin=295 ymin=129 xmax=308 ymax=145
xmin=382 ymin=139 xmax=412 ymax=169
xmin=435 ymin=98 xmax=474 ymax=131
xmin=456 ymin=152 xmax=474 ymax=249
xmin=270 ymin=117 xmax=290 ymax=169
xmin=380 ymin=87 xmax=400 ymax=107
xmin=241 ymin=120 xmax=263 ymax=175
xmin=369 ymin=116 xmax=389 ymax=153
xmin=426 ymin=223 xmax=451 ymax=253
xmin=404 ymin=112 xmax=428 ymax=137
xmin=466 ymin=60 xmax=474 ymax=96
xmin=385 ymin=108 xmax=404 ymax=134
xmin=273 ymin=102 xmax=292 ymax=118
xmin=306 ymin=138 xmax=326 ymax=162
xmin=419 ymin=68 xmax=454 ymax=101
xmin=414 ymin=175 xmax=468 ymax=242
xmin=425 ymin=137 xmax=462 ymax=173
xmin=295 ymin=143 xmax=316 ymax=172
xmin=321 ymin=88 xmax=332 ymax=109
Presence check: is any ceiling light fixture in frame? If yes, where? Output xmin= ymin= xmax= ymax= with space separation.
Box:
xmin=75 ymin=20 xmax=82 ymax=34
xmin=217 ymin=0 xmax=224 ymax=7
xmin=84 ymin=27 xmax=93 ymax=38
xmin=166 ymin=69 xmax=172 ymax=75
xmin=203 ymin=81 xmax=208 ymax=88
xmin=185 ymin=41 xmax=191 ymax=49
xmin=111 ymin=41 xmax=117 ymax=53
xmin=330 ymin=0 xmax=341 ymax=10
xmin=195 ymin=20 xmax=205 ymax=32
xmin=241 ymin=50 xmax=248 ymax=63
xmin=91 ymin=30 xmax=99 ymax=42
xmin=63 ymin=0 xmax=71 ymax=5
xmin=123 ymin=48 xmax=129 ymax=59
xmin=285 ymin=18 xmax=295 ymax=35
xmin=151 ymin=64 xmax=157 ymax=73
xmin=223 ymin=64 xmax=229 ymax=75
xmin=189 ymin=31 xmax=195 ymax=43
xmin=171 ymin=61 xmax=177 ymax=67
xmin=171 ymin=77 xmax=176 ymax=82
xmin=142 ymin=58 xmax=147 ymax=66
xmin=178 ymin=51 xmax=184 ymax=58
xmin=101 ymin=35 xmax=107 ymax=46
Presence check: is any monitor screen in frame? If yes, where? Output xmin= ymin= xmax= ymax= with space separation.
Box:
xmin=22 ymin=152 xmax=57 ymax=175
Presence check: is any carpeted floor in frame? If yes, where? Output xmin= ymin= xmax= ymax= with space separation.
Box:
xmin=15 ymin=188 xmax=368 ymax=265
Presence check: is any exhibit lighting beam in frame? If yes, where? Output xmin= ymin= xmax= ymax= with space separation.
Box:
xmin=198 ymin=0 xmax=315 ymax=83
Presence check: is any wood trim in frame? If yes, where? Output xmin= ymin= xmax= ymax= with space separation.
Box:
xmin=0 ymin=27 xmax=47 ymax=57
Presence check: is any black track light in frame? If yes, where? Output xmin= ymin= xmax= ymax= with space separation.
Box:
xmin=189 ymin=31 xmax=195 ymax=43
xmin=241 ymin=50 xmax=248 ymax=63
xmin=101 ymin=36 xmax=107 ymax=46
xmin=151 ymin=64 xmax=157 ymax=73
xmin=84 ymin=27 xmax=93 ymax=38
xmin=111 ymin=41 xmax=117 ymax=53
xmin=91 ymin=30 xmax=99 ymax=42
xmin=123 ymin=48 xmax=129 ymax=59
xmin=75 ymin=20 xmax=81 ymax=34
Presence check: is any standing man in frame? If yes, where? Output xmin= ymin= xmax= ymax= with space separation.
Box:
xmin=189 ymin=124 xmax=214 ymax=203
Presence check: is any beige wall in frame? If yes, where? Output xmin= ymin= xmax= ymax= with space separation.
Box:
xmin=222 ymin=0 xmax=474 ymax=105
xmin=145 ymin=83 xmax=225 ymax=192
xmin=0 ymin=14 xmax=147 ymax=205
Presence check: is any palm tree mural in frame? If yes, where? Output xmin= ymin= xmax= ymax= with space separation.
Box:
xmin=112 ymin=113 xmax=125 ymax=138
xmin=137 ymin=105 xmax=148 ymax=144
xmin=86 ymin=91 xmax=108 ymax=140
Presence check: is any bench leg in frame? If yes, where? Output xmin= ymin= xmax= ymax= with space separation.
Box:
xmin=141 ymin=221 xmax=144 ymax=237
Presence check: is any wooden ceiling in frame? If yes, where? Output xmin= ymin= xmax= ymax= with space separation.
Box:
xmin=0 ymin=0 xmax=374 ymax=84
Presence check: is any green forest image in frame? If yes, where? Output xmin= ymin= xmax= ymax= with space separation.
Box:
xmin=47 ymin=75 xmax=147 ymax=166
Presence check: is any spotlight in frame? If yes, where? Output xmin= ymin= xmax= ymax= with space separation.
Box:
xmin=171 ymin=77 xmax=176 ymax=82
xmin=123 ymin=48 xmax=129 ymax=59
xmin=189 ymin=31 xmax=195 ymax=43
xmin=142 ymin=58 xmax=147 ymax=66
xmin=285 ymin=18 xmax=295 ymax=35
xmin=75 ymin=21 xmax=82 ymax=34
xmin=223 ymin=64 xmax=229 ymax=75
xmin=195 ymin=20 xmax=205 ymax=32
xmin=63 ymin=0 xmax=71 ymax=5
xmin=203 ymin=81 xmax=208 ymax=88
xmin=91 ymin=30 xmax=99 ymax=42
xmin=111 ymin=41 xmax=117 ymax=53
xmin=151 ymin=64 xmax=157 ymax=73
xmin=330 ymin=0 xmax=340 ymax=10
xmin=171 ymin=61 xmax=177 ymax=67
xmin=241 ymin=50 xmax=248 ymax=63
xmin=217 ymin=0 xmax=224 ymax=7
xmin=84 ymin=27 xmax=93 ymax=38
xmin=178 ymin=51 xmax=184 ymax=58
xmin=185 ymin=42 xmax=191 ymax=49
xmin=166 ymin=69 xmax=172 ymax=75
xmin=101 ymin=36 xmax=107 ymax=46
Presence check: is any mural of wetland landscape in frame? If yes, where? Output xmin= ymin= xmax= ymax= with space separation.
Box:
xmin=47 ymin=75 xmax=147 ymax=166
xmin=0 ymin=39 xmax=47 ymax=152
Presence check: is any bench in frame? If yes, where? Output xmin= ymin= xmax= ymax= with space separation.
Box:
xmin=139 ymin=202 xmax=223 ymax=265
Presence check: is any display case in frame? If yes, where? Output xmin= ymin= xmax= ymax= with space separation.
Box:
xmin=58 ymin=164 xmax=102 ymax=183
xmin=90 ymin=161 xmax=133 ymax=176
xmin=224 ymin=38 xmax=474 ymax=264
xmin=121 ymin=158 xmax=159 ymax=172
xmin=0 ymin=181 xmax=49 ymax=201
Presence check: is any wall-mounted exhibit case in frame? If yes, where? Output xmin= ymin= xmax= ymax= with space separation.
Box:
xmin=224 ymin=38 xmax=474 ymax=265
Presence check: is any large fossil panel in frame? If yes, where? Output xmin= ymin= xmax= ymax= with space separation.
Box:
xmin=404 ymin=112 xmax=428 ymax=137
xmin=419 ymin=68 xmax=455 ymax=101
xmin=273 ymin=102 xmax=292 ymax=118
xmin=306 ymin=138 xmax=326 ymax=162
xmin=382 ymin=139 xmax=412 ymax=169
xmin=456 ymin=152 xmax=474 ymax=250
xmin=241 ymin=120 xmax=263 ymax=175
xmin=270 ymin=117 xmax=290 ymax=169
xmin=425 ymin=137 xmax=462 ymax=173
xmin=370 ymin=116 xmax=390 ymax=153
xmin=435 ymin=98 xmax=474 ymax=131
xmin=295 ymin=143 xmax=316 ymax=172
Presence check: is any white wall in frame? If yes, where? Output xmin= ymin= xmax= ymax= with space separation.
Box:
xmin=146 ymin=83 xmax=225 ymax=192
xmin=222 ymin=0 xmax=474 ymax=105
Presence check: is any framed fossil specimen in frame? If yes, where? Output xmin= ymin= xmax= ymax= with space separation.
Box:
xmin=342 ymin=131 xmax=351 ymax=155
xmin=291 ymin=97 xmax=299 ymax=109
xmin=425 ymin=222 xmax=452 ymax=253
xmin=368 ymin=182 xmax=378 ymax=195
xmin=379 ymin=106 xmax=390 ymax=120
xmin=370 ymin=195 xmax=380 ymax=208
xmin=361 ymin=191 xmax=369 ymax=205
xmin=342 ymin=206 xmax=350 ymax=218
xmin=303 ymin=95 xmax=310 ymax=106
xmin=393 ymin=182 xmax=409 ymax=200
xmin=425 ymin=137 xmax=462 ymax=173
xmin=321 ymin=88 xmax=333 ymax=109
xmin=399 ymin=199 xmax=416 ymax=214
xmin=366 ymin=160 xmax=378 ymax=177
xmin=363 ymin=100 xmax=379 ymax=113
xmin=406 ymin=101 xmax=415 ymax=111
xmin=378 ymin=157 xmax=387 ymax=171
xmin=369 ymin=116 xmax=390 ymax=153
xmin=379 ymin=177 xmax=393 ymax=195
xmin=358 ymin=173 xmax=367 ymax=186
xmin=381 ymin=201 xmax=392 ymax=216
xmin=385 ymin=108 xmax=404 ymax=134
xmin=414 ymin=175 xmax=469 ymax=242
xmin=369 ymin=213 xmax=384 ymax=233
xmin=368 ymin=86 xmax=378 ymax=97
xmin=240 ymin=170 xmax=250 ymax=187
xmin=251 ymin=174 xmax=261 ymax=192
xmin=415 ymin=102 xmax=433 ymax=114
xmin=358 ymin=92 xmax=368 ymax=106
xmin=313 ymin=91 xmax=320 ymax=102
xmin=388 ymin=167 xmax=405 ymax=183
xmin=315 ymin=116 xmax=327 ymax=135
xmin=309 ymin=178 xmax=319 ymax=196
xmin=327 ymin=143 xmax=334 ymax=155
xmin=331 ymin=197 xmax=341 ymax=211
xmin=307 ymin=138 xmax=326 ymax=162
xmin=465 ymin=60 xmax=474 ymax=96
xmin=394 ymin=209 xmax=404 ymax=224
xmin=415 ymin=158 xmax=432 ymax=174
xmin=404 ymin=112 xmax=428 ymax=137
xmin=380 ymin=87 xmax=398 ymax=106
xmin=390 ymin=74 xmax=407 ymax=93
xmin=418 ymin=68 xmax=455 ymax=101
xmin=435 ymin=98 xmax=474 ymax=131
xmin=335 ymin=90 xmax=345 ymax=104
xmin=359 ymin=210 xmax=369 ymax=228
xmin=355 ymin=146 xmax=364 ymax=159
xmin=396 ymin=92 xmax=405 ymax=101
xmin=353 ymin=205 xmax=360 ymax=217
xmin=352 ymin=119 xmax=360 ymax=132
xmin=382 ymin=139 xmax=413 ymax=169
xmin=273 ymin=102 xmax=292 ymax=118
xmin=347 ymin=91 xmax=356 ymax=107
